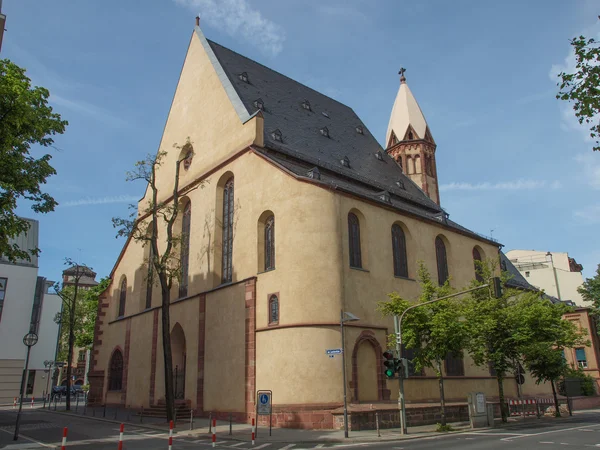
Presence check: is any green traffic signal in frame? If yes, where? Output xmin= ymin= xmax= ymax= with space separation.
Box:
xmin=382 ymin=351 xmax=396 ymax=378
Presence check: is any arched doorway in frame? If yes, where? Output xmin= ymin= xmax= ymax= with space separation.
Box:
xmin=171 ymin=323 xmax=187 ymax=399
xmin=356 ymin=341 xmax=378 ymax=402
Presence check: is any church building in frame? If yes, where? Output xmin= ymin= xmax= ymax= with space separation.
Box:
xmin=88 ymin=19 xmax=551 ymax=429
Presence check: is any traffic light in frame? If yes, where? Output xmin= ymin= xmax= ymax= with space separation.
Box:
xmin=492 ymin=277 xmax=503 ymax=298
xmin=383 ymin=351 xmax=395 ymax=378
xmin=395 ymin=358 xmax=409 ymax=379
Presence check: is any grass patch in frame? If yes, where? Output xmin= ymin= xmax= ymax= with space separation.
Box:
xmin=435 ymin=423 xmax=455 ymax=432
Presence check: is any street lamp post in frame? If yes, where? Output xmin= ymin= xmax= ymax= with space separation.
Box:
xmin=43 ymin=360 xmax=55 ymax=407
xmin=14 ymin=332 xmax=39 ymax=441
xmin=340 ymin=310 xmax=359 ymax=438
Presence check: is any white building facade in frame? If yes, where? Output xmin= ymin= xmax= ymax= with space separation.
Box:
xmin=0 ymin=219 xmax=62 ymax=403
xmin=506 ymin=249 xmax=586 ymax=306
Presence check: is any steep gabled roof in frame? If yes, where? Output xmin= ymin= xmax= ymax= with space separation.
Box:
xmin=199 ymin=31 xmax=497 ymax=245
xmin=500 ymin=252 xmax=537 ymax=291
xmin=386 ymin=80 xmax=430 ymax=145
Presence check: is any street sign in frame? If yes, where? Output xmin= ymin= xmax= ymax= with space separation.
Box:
xmin=326 ymin=349 xmax=343 ymax=355
xmin=257 ymin=392 xmax=271 ymax=415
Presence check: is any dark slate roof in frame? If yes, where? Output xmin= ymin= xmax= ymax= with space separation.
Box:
xmin=500 ymin=252 xmax=537 ymax=291
xmin=206 ymin=38 xmax=498 ymax=245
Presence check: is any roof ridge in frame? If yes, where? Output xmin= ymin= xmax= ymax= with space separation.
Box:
xmin=206 ymin=39 xmax=354 ymax=112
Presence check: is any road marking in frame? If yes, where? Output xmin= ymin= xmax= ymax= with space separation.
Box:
xmin=314 ymin=445 xmax=325 ymax=449
xmin=279 ymin=445 xmax=296 ymax=450
xmin=539 ymin=442 xmax=554 ymax=444
xmin=0 ymin=426 xmax=55 ymax=448
xmin=500 ymin=423 xmax=600 ymax=441
xmin=228 ymin=443 xmax=246 ymax=447
xmin=253 ymin=444 xmax=271 ymax=449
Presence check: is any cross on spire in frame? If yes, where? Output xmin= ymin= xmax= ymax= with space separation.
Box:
xmin=399 ymin=67 xmax=407 ymax=83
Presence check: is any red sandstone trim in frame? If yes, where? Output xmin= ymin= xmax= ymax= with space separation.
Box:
xmin=149 ymin=309 xmax=159 ymax=406
xmin=121 ymin=320 xmax=132 ymax=404
xmin=196 ymin=294 xmax=206 ymax=412
xmin=245 ymin=279 xmax=257 ymax=421
xmin=256 ymin=322 xmax=387 ymax=333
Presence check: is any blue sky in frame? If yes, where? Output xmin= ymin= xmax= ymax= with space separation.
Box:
xmin=3 ymin=0 xmax=600 ymax=287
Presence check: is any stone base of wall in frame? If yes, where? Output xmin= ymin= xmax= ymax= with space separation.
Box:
xmin=571 ymin=395 xmax=600 ymax=410
xmin=331 ymin=404 xmax=470 ymax=430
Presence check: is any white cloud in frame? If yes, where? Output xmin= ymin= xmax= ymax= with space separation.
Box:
xmin=574 ymin=204 xmax=600 ymax=224
xmin=316 ymin=5 xmax=369 ymax=23
xmin=59 ymin=195 xmax=139 ymax=208
xmin=50 ymin=94 xmax=128 ymax=128
xmin=574 ymin=153 xmax=600 ymax=189
xmin=440 ymin=179 xmax=560 ymax=192
xmin=174 ymin=0 xmax=285 ymax=56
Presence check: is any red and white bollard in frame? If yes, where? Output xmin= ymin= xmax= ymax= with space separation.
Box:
xmin=211 ymin=418 xmax=216 ymax=448
xmin=118 ymin=423 xmax=124 ymax=450
xmin=61 ymin=427 xmax=68 ymax=450
xmin=168 ymin=420 xmax=173 ymax=450
xmin=251 ymin=418 xmax=255 ymax=446
xmin=13 ymin=397 xmax=16 ymax=409
xmin=31 ymin=397 xmax=34 ymax=408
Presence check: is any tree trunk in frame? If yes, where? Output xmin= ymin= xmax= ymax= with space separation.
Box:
xmin=65 ymin=291 xmax=78 ymax=411
xmin=496 ymin=374 xmax=507 ymax=422
xmin=551 ymin=379 xmax=561 ymax=417
xmin=159 ymin=273 xmax=175 ymax=422
xmin=436 ymin=360 xmax=447 ymax=426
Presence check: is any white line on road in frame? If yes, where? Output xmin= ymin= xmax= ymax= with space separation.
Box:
xmin=0 ymin=426 xmax=55 ymax=448
xmin=228 ymin=442 xmax=246 ymax=447
xmin=279 ymin=445 xmax=296 ymax=450
xmin=314 ymin=445 xmax=325 ymax=448
xmin=500 ymin=423 xmax=600 ymax=441
xmin=539 ymin=442 xmax=555 ymax=444
xmin=253 ymin=444 xmax=272 ymax=449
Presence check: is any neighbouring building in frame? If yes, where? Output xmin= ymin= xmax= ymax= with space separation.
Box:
xmin=0 ymin=0 xmax=6 ymax=53
xmin=89 ymin=20 xmax=554 ymax=429
xmin=506 ymin=250 xmax=586 ymax=306
xmin=0 ymin=219 xmax=62 ymax=403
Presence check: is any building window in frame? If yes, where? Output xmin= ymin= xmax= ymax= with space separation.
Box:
xmin=269 ymin=294 xmax=279 ymax=324
xmin=392 ymin=224 xmax=408 ymax=278
xmin=348 ymin=213 xmax=362 ymax=268
xmin=444 ymin=352 xmax=464 ymax=376
xmin=264 ymin=216 xmax=275 ymax=271
xmin=525 ymin=271 xmax=530 ymax=278
xmin=146 ymin=235 xmax=154 ymax=310
xmin=576 ymin=348 xmax=588 ymax=368
xmin=118 ymin=277 xmax=126 ymax=317
xmin=435 ymin=236 xmax=449 ymax=286
xmin=179 ymin=202 xmax=191 ymax=298
xmin=472 ymin=247 xmax=484 ymax=283
xmin=402 ymin=345 xmax=423 ymax=376
xmin=78 ymin=350 xmax=86 ymax=362
xmin=0 ymin=277 xmax=7 ymax=323
xmin=222 ymin=177 xmax=234 ymax=283
xmin=109 ymin=350 xmax=124 ymax=391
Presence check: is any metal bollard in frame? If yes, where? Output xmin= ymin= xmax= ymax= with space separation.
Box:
xmin=54 ymin=396 xmax=58 ymax=411
xmin=229 ymin=413 xmax=232 ymax=435
xmin=103 ymin=404 xmax=106 ymax=418
xmin=114 ymin=405 xmax=118 ymax=420
xmin=208 ymin=412 xmax=212 ymax=433
xmin=375 ymin=411 xmax=380 ymax=437
xmin=140 ymin=407 xmax=143 ymax=423
xmin=76 ymin=394 xmax=79 ymax=412
xmin=190 ymin=409 xmax=194 ymax=431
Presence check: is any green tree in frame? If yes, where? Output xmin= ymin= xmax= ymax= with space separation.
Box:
xmin=463 ymin=261 xmax=526 ymax=422
xmin=112 ymin=141 xmax=201 ymax=422
xmin=556 ymin=30 xmax=600 ymax=152
xmin=0 ymin=59 xmax=68 ymax=262
xmin=513 ymin=296 xmax=587 ymax=416
xmin=378 ymin=263 xmax=466 ymax=426
xmin=578 ymin=264 xmax=600 ymax=310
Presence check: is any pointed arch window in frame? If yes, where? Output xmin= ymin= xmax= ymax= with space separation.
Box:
xmin=109 ymin=349 xmax=123 ymax=391
xmin=392 ymin=224 xmax=408 ymax=278
xmin=264 ymin=216 xmax=275 ymax=271
xmin=444 ymin=352 xmax=464 ymax=376
xmin=146 ymin=244 xmax=154 ymax=309
xmin=222 ymin=178 xmax=234 ymax=283
xmin=435 ymin=236 xmax=449 ymax=286
xmin=348 ymin=213 xmax=362 ymax=268
xmin=179 ymin=202 xmax=191 ymax=298
xmin=472 ymin=247 xmax=484 ymax=283
xmin=269 ymin=294 xmax=279 ymax=324
xmin=118 ymin=278 xmax=126 ymax=317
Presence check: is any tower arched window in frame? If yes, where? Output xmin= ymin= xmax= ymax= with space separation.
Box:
xmin=472 ymin=247 xmax=484 ymax=283
xmin=348 ymin=213 xmax=362 ymax=268
xmin=391 ymin=224 xmax=408 ymax=278
xmin=435 ymin=236 xmax=449 ymax=286
xmin=264 ymin=216 xmax=275 ymax=271
xmin=269 ymin=294 xmax=279 ymax=324
xmin=179 ymin=202 xmax=191 ymax=298
xmin=118 ymin=277 xmax=126 ymax=317
xmin=222 ymin=178 xmax=234 ymax=283
xmin=109 ymin=349 xmax=123 ymax=391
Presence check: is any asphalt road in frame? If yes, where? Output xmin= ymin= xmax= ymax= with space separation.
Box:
xmin=1 ymin=408 xmax=600 ymax=449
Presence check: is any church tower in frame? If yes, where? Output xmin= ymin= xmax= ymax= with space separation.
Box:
xmin=385 ymin=69 xmax=440 ymax=205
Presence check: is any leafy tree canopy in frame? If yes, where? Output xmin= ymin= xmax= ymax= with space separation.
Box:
xmin=0 ymin=59 xmax=68 ymax=262
xmin=556 ymin=31 xmax=600 ymax=152
xmin=578 ymin=264 xmax=600 ymax=309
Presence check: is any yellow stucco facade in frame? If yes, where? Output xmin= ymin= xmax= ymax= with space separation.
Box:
xmin=88 ymin=25 xmax=554 ymax=429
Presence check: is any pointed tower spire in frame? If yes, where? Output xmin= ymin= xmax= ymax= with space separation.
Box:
xmin=385 ymin=69 xmax=440 ymax=205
